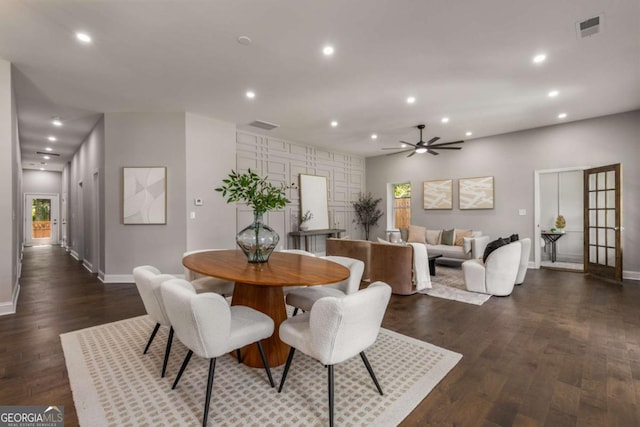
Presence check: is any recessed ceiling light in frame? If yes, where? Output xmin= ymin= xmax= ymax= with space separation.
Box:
xmin=400 ymin=143 xmax=407 ymax=148
xmin=43 ymin=156 xmax=51 ymax=160
xmin=45 ymin=147 xmax=53 ymax=151
xmin=323 ymin=45 xmax=334 ymax=56
xmin=533 ymin=53 xmax=547 ymax=64
xmin=237 ymin=35 xmax=252 ymax=45
xmin=465 ymin=131 xmax=473 ymax=136
xmin=558 ymin=113 xmax=567 ymax=119
xmin=371 ymin=134 xmax=378 ymax=140
xmin=52 ymin=119 xmax=62 ymax=127
xmin=548 ymin=90 xmax=559 ymax=97
xmin=48 ymin=136 xmax=57 ymax=141
xmin=330 ymin=121 xmax=338 ymax=127
xmin=441 ymin=117 xmax=450 ymax=123
xmin=246 ymin=91 xmax=256 ymax=99
xmin=415 ymin=147 xmax=428 ymax=154
xmin=39 ymin=168 xmax=45 ymax=171
xmin=75 ymin=32 xmax=92 ymax=44
xmin=406 ymin=96 xmax=416 ymax=104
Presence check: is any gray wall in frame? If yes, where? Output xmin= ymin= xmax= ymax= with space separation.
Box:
xmin=366 ymin=110 xmax=640 ymax=276
xmin=23 ymin=170 xmax=62 ymax=194
xmin=185 ymin=113 xmax=236 ymax=250
xmin=0 ymin=59 xmax=22 ymax=314
xmin=104 ymin=112 xmax=187 ymax=277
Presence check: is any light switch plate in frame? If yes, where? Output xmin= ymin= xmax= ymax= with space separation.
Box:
xmin=518 ymin=209 xmax=526 ymax=216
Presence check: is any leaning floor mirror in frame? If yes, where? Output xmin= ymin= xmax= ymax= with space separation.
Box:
xmin=299 ymin=174 xmax=329 ymax=230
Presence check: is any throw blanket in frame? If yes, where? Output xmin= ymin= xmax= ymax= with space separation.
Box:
xmin=408 ymin=243 xmax=432 ymax=290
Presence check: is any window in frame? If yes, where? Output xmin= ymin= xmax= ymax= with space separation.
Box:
xmin=393 ymin=183 xmax=411 ymax=229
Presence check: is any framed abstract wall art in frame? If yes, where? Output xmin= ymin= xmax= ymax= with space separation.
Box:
xmin=122 ymin=167 xmax=167 ymax=224
xmin=423 ymin=179 xmax=453 ymax=209
xmin=459 ymin=176 xmax=494 ymax=209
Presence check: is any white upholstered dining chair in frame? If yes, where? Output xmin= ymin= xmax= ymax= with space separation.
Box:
xmin=285 ymin=255 xmax=364 ymax=315
xmin=182 ymin=249 xmax=235 ymax=296
xmin=132 ymin=265 xmax=176 ymax=378
xmin=278 ymin=282 xmax=392 ymax=427
xmin=160 ymin=278 xmax=275 ymax=427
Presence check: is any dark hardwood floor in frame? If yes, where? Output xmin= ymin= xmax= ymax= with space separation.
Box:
xmin=1 ymin=245 xmax=639 ymax=426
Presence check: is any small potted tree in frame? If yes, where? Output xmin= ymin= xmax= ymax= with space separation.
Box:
xmin=352 ymin=192 xmax=383 ymax=240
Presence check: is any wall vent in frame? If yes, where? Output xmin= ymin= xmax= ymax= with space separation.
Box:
xmin=36 ymin=151 xmax=60 ymax=156
xmin=249 ymin=120 xmax=279 ymax=131
xmin=577 ymin=15 xmax=603 ymax=38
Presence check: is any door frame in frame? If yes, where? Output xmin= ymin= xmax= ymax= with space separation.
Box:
xmin=533 ymin=166 xmax=589 ymax=269
xmin=24 ymin=192 xmax=60 ymax=246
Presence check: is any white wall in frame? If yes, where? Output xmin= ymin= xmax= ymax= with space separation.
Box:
xmin=366 ymin=110 xmax=640 ymax=277
xmin=236 ymin=131 xmax=365 ymax=254
xmin=185 ymin=113 xmax=236 ymax=250
xmin=23 ymin=170 xmax=62 ymax=194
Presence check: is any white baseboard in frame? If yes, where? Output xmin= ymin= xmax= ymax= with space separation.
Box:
xmin=623 ymin=270 xmax=640 ymax=281
xmin=0 ymin=283 xmax=21 ymax=316
xmin=98 ymin=270 xmax=106 ymax=283
xmin=102 ymin=274 xmax=134 ymax=284
xmin=70 ymin=250 xmax=80 ymax=261
xmin=82 ymin=260 xmax=94 ymax=273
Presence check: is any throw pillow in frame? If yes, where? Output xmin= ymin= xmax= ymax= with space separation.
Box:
xmin=407 ymin=225 xmax=426 ymax=243
xmin=510 ymin=233 xmax=519 ymax=242
xmin=426 ymin=229 xmax=442 ymax=245
xmin=441 ymin=228 xmax=455 ymax=245
xmin=463 ymin=237 xmax=473 ymax=254
xmin=454 ymin=229 xmax=472 ymax=246
xmin=482 ymin=237 xmax=511 ymax=263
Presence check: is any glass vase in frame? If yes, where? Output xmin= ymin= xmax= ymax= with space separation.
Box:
xmin=236 ymin=212 xmax=279 ymax=263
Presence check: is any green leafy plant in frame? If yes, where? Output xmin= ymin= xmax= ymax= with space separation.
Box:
xmin=352 ymin=192 xmax=384 ymax=240
xmin=215 ymin=169 xmax=292 ymax=215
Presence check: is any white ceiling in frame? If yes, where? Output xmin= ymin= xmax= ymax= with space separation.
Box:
xmin=1 ymin=0 xmax=639 ymax=171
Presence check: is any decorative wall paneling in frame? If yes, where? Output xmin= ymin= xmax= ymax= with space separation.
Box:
xmin=236 ymin=131 xmax=365 ymax=254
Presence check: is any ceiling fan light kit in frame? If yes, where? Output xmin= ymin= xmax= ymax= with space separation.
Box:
xmin=382 ymin=124 xmax=464 ymax=157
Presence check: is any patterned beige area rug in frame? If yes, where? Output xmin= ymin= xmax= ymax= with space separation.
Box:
xmin=61 ymin=315 xmax=461 ymax=427
xmin=418 ymin=265 xmax=492 ymax=306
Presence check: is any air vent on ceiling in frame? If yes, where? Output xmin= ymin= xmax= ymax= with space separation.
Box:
xmin=577 ymin=15 xmax=603 ymax=38
xmin=249 ymin=120 xmax=279 ymax=131
xmin=36 ymin=151 xmax=60 ymax=156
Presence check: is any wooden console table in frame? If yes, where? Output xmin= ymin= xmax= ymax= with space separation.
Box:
xmin=289 ymin=228 xmax=346 ymax=251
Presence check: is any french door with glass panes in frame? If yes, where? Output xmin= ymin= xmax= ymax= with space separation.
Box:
xmin=583 ymin=164 xmax=622 ymax=282
xmin=25 ymin=194 xmax=60 ymax=246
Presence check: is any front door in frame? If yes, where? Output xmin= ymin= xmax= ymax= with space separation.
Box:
xmin=25 ymin=194 xmax=60 ymax=246
xmin=583 ymin=164 xmax=622 ymax=282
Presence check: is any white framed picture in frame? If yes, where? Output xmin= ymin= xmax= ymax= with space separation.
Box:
xmin=122 ymin=167 xmax=167 ymax=224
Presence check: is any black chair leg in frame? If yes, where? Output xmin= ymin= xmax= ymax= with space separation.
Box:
xmin=278 ymin=347 xmax=296 ymax=393
xmin=202 ymin=358 xmax=216 ymax=427
xmin=236 ymin=349 xmax=242 ymax=363
xmin=144 ymin=323 xmax=161 ymax=354
xmin=292 ymin=307 xmax=299 ymax=316
xmin=161 ymin=326 xmax=174 ymax=378
xmin=256 ymin=341 xmax=275 ymax=387
xmin=360 ymin=351 xmax=383 ymax=395
xmin=172 ymin=350 xmax=193 ymax=389
xmin=328 ymin=364 xmax=334 ymax=427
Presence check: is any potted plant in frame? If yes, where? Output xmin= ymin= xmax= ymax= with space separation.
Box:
xmin=352 ymin=192 xmax=383 ymax=240
xmin=555 ymin=214 xmax=566 ymax=232
xmin=299 ymin=210 xmax=313 ymax=231
xmin=215 ymin=169 xmax=292 ymax=263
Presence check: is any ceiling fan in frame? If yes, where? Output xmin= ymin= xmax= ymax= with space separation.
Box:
xmin=382 ymin=124 xmax=464 ymax=157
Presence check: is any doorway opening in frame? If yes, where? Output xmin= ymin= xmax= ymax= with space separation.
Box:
xmin=24 ymin=193 xmax=60 ymax=246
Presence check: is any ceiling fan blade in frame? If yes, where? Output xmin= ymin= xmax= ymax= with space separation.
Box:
xmin=382 ymin=147 xmax=406 ymax=150
xmin=399 ymin=141 xmax=419 ymax=148
xmin=407 ymin=151 xmax=416 ymax=157
xmin=426 ymin=137 xmax=440 ymax=145
xmin=430 ymin=140 xmax=465 ymax=147
xmin=385 ymin=148 xmax=414 ymax=156
xmin=427 ymin=149 xmax=439 ymax=156
xmin=430 ymin=146 xmax=462 ymax=150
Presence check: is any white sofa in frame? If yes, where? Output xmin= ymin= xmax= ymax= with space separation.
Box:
xmin=398 ymin=226 xmax=490 ymax=262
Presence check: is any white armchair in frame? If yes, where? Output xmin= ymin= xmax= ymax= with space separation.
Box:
xmin=515 ymin=238 xmax=531 ymax=285
xmin=285 ymin=255 xmax=364 ymax=315
xmin=161 ymin=278 xmax=275 ymax=427
xmin=462 ymin=241 xmax=521 ymax=296
xmin=132 ymin=265 xmax=176 ymax=378
xmin=182 ymin=249 xmax=235 ymax=296
xmin=278 ymin=282 xmax=392 ymax=427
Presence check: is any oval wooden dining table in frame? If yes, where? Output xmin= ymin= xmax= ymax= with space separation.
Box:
xmin=182 ymin=250 xmax=350 ymax=367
